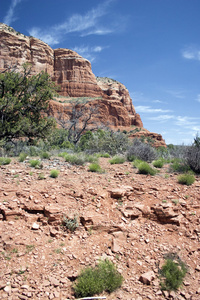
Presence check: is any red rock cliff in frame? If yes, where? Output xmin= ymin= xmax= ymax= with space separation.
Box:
xmin=0 ymin=23 xmax=166 ymax=146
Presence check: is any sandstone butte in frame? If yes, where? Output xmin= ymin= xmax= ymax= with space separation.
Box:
xmin=0 ymin=23 xmax=166 ymax=147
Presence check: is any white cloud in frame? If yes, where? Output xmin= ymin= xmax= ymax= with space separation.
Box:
xmin=196 ymin=94 xmax=200 ymax=102
xmin=134 ymin=106 xmax=172 ymax=113
xmin=29 ymin=27 xmax=60 ymax=45
xmin=148 ymin=114 xmax=174 ymax=121
xmin=72 ymin=45 xmax=105 ymax=62
xmin=166 ymin=89 xmax=185 ymax=99
xmin=28 ymin=0 xmax=117 ymax=46
xmin=3 ymin=0 xmax=22 ymax=26
xmin=182 ymin=47 xmax=200 ymax=61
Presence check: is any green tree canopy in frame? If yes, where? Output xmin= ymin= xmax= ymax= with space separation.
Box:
xmin=0 ymin=65 xmax=56 ymax=143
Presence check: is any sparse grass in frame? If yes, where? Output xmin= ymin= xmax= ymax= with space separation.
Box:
xmin=74 ymin=259 xmax=123 ymax=298
xmin=19 ymin=152 xmax=27 ymax=162
xmin=0 ymin=157 xmax=11 ymax=165
xmin=137 ymin=162 xmax=157 ymax=175
xmin=178 ymin=173 xmax=195 ymax=186
xmin=38 ymin=172 xmax=45 ymax=180
xmin=172 ymin=199 xmax=179 ymax=205
xmin=160 ymin=254 xmax=187 ymax=291
xmin=26 ymin=245 xmax=35 ymax=253
xmin=109 ymin=155 xmax=125 ymax=164
xmin=88 ymin=163 xmax=103 ymax=173
xmin=54 ymin=248 xmax=62 ymax=254
xmin=50 ymin=169 xmax=59 ymax=178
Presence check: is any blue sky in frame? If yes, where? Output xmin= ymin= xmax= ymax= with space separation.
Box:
xmin=1 ymin=0 xmax=200 ymax=145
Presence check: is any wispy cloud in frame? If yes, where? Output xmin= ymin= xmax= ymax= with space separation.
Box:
xmin=182 ymin=46 xmax=200 ymax=61
xmin=3 ymin=0 xmax=22 ymax=26
xmin=165 ymin=89 xmax=185 ymax=99
xmin=134 ymin=106 xmax=172 ymax=114
xmin=196 ymin=94 xmax=200 ymax=102
xmin=72 ymin=45 xmax=106 ymax=62
xmin=28 ymin=0 xmax=118 ymax=46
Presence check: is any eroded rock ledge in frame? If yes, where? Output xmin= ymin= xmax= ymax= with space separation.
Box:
xmin=0 ymin=23 xmax=166 ymax=146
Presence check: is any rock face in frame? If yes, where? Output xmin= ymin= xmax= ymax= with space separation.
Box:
xmin=53 ymin=49 xmax=102 ymax=97
xmin=0 ymin=23 xmax=166 ymax=146
xmin=0 ymin=23 xmax=54 ymax=75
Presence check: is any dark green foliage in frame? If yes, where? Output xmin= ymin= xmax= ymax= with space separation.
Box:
xmin=160 ymin=255 xmax=187 ymax=291
xmin=0 ymin=64 xmax=56 ymax=143
xmin=178 ymin=173 xmax=195 ymax=185
xmin=127 ymin=139 xmax=157 ymax=162
xmin=74 ymin=259 xmax=123 ymax=298
xmin=137 ymin=162 xmax=157 ymax=175
xmin=0 ymin=157 xmax=11 ymax=165
xmin=109 ymin=155 xmax=125 ymax=164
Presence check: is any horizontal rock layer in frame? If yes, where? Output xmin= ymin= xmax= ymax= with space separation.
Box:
xmin=0 ymin=23 xmax=166 ymax=146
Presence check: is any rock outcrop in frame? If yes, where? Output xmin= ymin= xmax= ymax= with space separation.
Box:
xmin=0 ymin=23 xmax=166 ymax=146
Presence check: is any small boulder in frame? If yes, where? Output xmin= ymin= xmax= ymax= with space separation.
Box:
xmin=139 ymin=270 xmax=155 ymax=285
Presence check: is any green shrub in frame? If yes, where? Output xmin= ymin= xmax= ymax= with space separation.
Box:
xmin=74 ymin=259 xmax=123 ymax=298
xmin=153 ymin=159 xmax=164 ymax=168
xmin=50 ymin=169 xmax=59 ymax=178
xmin=178 ymin=173 xmax=195 ymax=186
xmin=0 ymin=157 xmax=11 ymax=165
xmin=40 ymin=151 xmax=50 ymax=159
xmin=88 ymin=163 xmax=102 ymax=173
xmin=132 ymin=159 xmax=144 ymax=168
xmin=29 ymin=159 xmax=40 ymax=168
xmin=109 ymin=155 xmax=125 ymax=164
xmin=65 ymin=153 xmax=86 ymax=165
xmin=160 ymin=256 xmax=187 ymax=291
xmin=19 ymin=152 xmax=27 ymax=162
xmin=137 ymin=162 xmax=157 ymax=175
xmin=85 ymin=154 xmax=98 ymax=163
xmin=99 ymin=152 xmax=110 ymax=158
xmin=170 ymin=159 xmax=190 ymax=173
xmin=63 ymin=215 xmax=79 ymax=232
xmin=127 ymin=154 xmax=136 ymax=162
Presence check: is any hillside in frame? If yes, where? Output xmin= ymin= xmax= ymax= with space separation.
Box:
xmin=0 ymin=23 xmax=166 ymax=147
xmin=0 ymin=156 xmax=200 ymax=299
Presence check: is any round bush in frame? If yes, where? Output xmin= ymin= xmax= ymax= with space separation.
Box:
xmin=178 ymin=173 xmax=195 ymax=186
xmin=160 ymin=258 xmax=187 ymax=291
xmin=153 ymin=159 xmax=164 ymax=168
xmin=50 ymin=169 xmax=59 ymax=178
xmin=88 ymin=163 xmax=102 ymax=172
xmin=74 ymin=259 xmax=123 ymax=298
xmin=138 ymin=162 xmax=157 ymax=175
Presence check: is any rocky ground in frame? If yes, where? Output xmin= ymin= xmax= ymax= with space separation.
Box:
xmin=0 ymin=156 xmax=200 ymax=300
